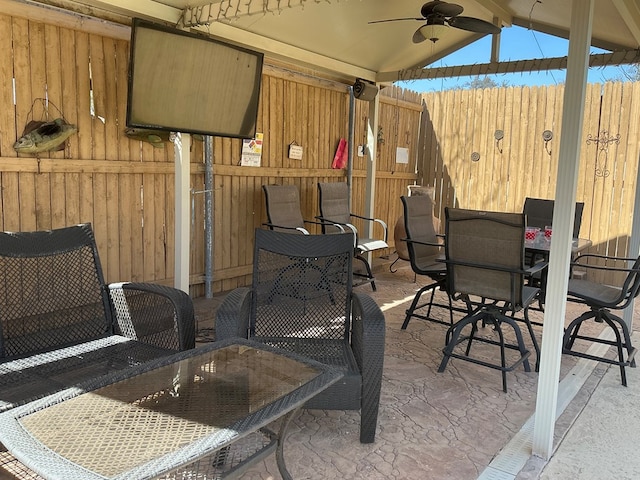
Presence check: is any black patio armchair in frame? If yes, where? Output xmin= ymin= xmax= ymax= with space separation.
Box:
xmin=564 ymin=253 xmax=640 ymax=386
xmin=215 ymin=228 xmax=386 ymax=443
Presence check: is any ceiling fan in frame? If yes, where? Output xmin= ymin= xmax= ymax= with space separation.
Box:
xmin=369 ymin=0 xmax=501 ymax=44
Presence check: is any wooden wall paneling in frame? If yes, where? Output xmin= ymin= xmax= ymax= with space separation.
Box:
xmin=610 ymin=82 xmax=633 ymax=260
xmin=481 ymin=88 xmax=497 ymax=210
xmin=0 ymin=15 xmax=16 ymax=161
xmin=88 ymin=34 xmax=106 ymax=161
xmin=152 ymin=172 xmax=166 ymax=282
xmin=494 ymin=86 xmax=509 ymax=212
xmin=220 ymin=174 xmax=233 ymax=292
xmin=519 ymin=87 xmax=550 ymax=198
xmin=593 ymin=82 xmax=615 ymax=264
xmin=604 ymin=82 xmax=627 ymax=259
xmin=34 ymin=28 xmax=54 ymax=230
xmin=74 ymin=29 xmax=95 ymax=239
xmin=454 ymin=88 xmax=470 ymax=209
xmin=118 ymin=173 xmax=133 ymax=281
xmin=511 ymin=87 xmax=529 ymax=211
xmin=502 ymin=87 xmax=519 ymax=213
xmin=130 ymin=174 xmax=144 ymax=281
xmin=14 ymin=18 xmax=37 ymax=232
xmin=141 ymin=172 xmax=155 ymax=281
xmin=230 ymin=174 xmax=241 ymax=287
xmin=541 ymin=85 xmax=557 ymax=199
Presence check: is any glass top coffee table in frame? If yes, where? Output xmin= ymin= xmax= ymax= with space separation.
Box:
xmin=0 ymin=338 xmax=342 ymax=480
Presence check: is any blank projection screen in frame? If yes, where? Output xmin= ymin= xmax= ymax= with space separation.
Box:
xmin=126 ymin=19 xmax=263 ymax=138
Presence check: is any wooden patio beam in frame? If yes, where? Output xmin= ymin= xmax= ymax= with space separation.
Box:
xmin=378 ymin=50 xmax=640 ymax=83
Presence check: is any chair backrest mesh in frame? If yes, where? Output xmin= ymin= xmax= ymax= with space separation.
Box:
xmin=445 ymin=208 xmax=526 ymax=305
xmin=0 ymin=224 xmax=111 ymax=359
xmin=401 ymin=195 xmax=442 ymax=273
xmin=318 ymin=182 xmax=351 ymax=233
xmin=523 ymin=197 xmax=584 ymax=239
xmin=250 ymin=229 xmax=353 ymax=357
xmin=262 ymin=184 xmax=306 ymax=232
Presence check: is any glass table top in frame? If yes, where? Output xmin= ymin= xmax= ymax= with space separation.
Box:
xmin=11 ymin=341 xmax=329 ymax=478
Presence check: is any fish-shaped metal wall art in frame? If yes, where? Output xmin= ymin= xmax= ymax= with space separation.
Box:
xmin=13 ymin=118 xmax=77 ymax=154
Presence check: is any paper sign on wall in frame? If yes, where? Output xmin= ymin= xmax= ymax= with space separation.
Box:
xmin=396 ymin=147 xmax=409 ymax=164
xmin=240 ymin=133 xmax=263 ymax=166
xmin=288 ymin=143 xmax=303 ymax=160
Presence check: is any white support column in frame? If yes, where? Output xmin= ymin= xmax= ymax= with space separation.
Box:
xmin=532 ymin=0 xmax=594 ymax=460
xmin=623 ymin=151 xmax=640 ymax=329
xmin=174 ymin=132 xmax=191 ymax=293
xmin=364 ymin=95 xmax=380 ymax=251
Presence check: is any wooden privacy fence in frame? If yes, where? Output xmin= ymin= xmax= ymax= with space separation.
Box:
xmin=420 ymin=82 xmax=640 ymax=286
xmin=0 ymin=10 xmax=421 ymax=296
xmin=5 ymin=8 xmax=637 ymax=294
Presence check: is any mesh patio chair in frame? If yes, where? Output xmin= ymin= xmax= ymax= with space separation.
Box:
xmin=438 ymin=208 xmax=543 ymax=392
xmin=316 ymin=182 xmax=388 ymax=291
xmin=523 ymin=197 xmax=585 ymax=268
xmin=400 ymin=195 xmax=467 ymax=329
xmin=216 ymin=228 xmax=386 ymax=443
xmin=564 ymin=253 xmax=640 ymax=386
xmin=262 ymin=184 xmax=335 ymax=234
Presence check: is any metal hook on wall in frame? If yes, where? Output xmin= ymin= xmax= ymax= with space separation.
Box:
xmin=494 ymin=130 xmax=504 ymax=153
xmin=542 ymin=130 xmax=553 ymax=156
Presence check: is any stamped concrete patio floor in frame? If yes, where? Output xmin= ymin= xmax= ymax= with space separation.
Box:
xmin=1 ymin=257 xmax=635 ymax=480
xmin=191 ymin=257 xmax=634 ymax=480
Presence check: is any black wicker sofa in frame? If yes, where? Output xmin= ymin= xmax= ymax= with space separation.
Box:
xmin=0 ymin=223 xmax=196 ymax=414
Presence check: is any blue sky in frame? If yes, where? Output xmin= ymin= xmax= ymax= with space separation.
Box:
xmin=396 ymin=25 xmax=633 ymax=91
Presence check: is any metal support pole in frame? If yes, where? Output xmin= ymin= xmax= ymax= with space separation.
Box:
xmin=204 ymin=136 xmax=214 ymax=298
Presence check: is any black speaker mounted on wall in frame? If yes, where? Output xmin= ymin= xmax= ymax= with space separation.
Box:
xmin=353 ymin=79 xmax=379 ymax=101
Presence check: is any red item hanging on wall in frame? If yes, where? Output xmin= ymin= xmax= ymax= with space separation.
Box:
xmin=332 ymin=138 xmax=348 ymax=169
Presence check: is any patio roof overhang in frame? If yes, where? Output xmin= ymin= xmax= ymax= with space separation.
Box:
xmin=11 ymin=0 xmax=640 ymax=467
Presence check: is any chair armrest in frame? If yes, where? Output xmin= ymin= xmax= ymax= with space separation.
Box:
xmin=351 ymin=292 xmax=385 ymax=443
xmin=262 ymin=223 xmax=309 ymax=234
xmin=350 ymin=214 xmax=388 ymax=242
xmin=403 ymin=237 xmax=444 ymax=249
xmin=108 ymin=282 xmax=196 ymax=351
xmin=351 ymin=292 xmax=385 ymax=370
xmin=215 ymin=287 xmax=252 ymax=340
xmin=571 ymin=253 xmax=640 ymax=273
xmin=526 ymin=261 xmax=548 ymax=276
xmin=304 ymin=219 xmax=345 ymax=233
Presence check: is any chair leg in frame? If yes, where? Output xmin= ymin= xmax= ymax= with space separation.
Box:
xmin=354 ymin=253 xmax=376 ymax=291
xmin=439 ymin=310 xmax=531 ymax=393
xmin=563 ymin=309 xmax=638 ymax=387
xmin=521 ymin=308 xmax=541 ymax=372
xmin=438 ymin=311 xmax=486 ymax=373
xmin=401 ymin=278 xmax=447 ymax=329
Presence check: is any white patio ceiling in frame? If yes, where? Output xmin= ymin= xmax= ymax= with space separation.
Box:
xmin=23 ymin=0 xmax=640 ymax=83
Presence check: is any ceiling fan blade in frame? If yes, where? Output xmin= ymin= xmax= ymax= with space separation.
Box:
xmin=368 ymin=17 xmax=423 ymax=25
xmin=430 ymin=1 xmax=464 ymax=17
xmin=412 ymin=26 xmax=427 ymax=44
xmin=447 ymin=16 xmax=501 ymax=34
